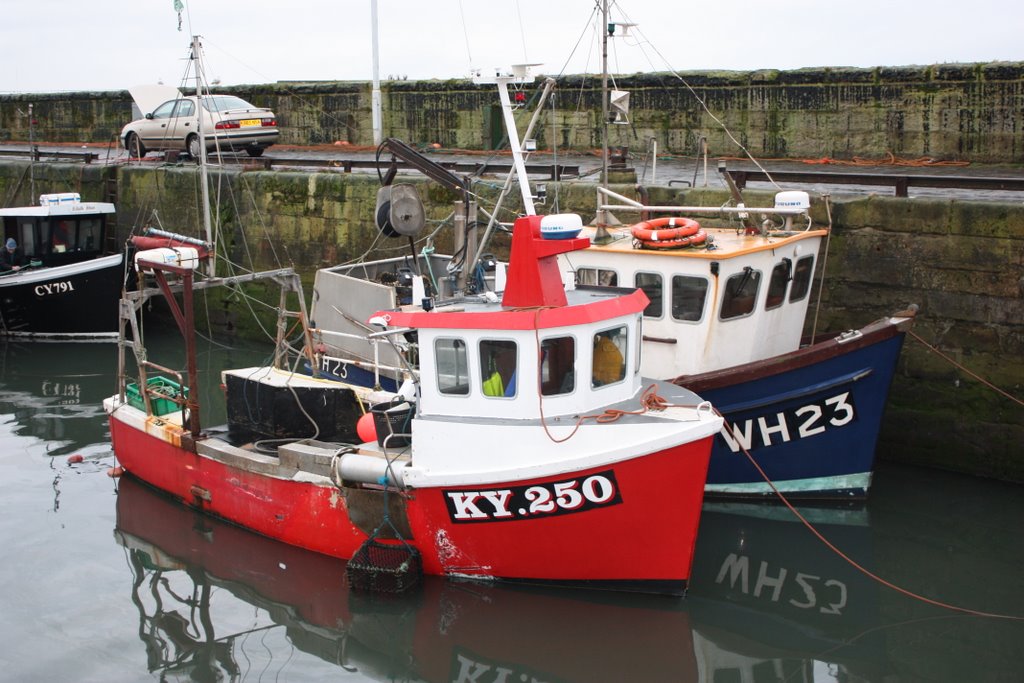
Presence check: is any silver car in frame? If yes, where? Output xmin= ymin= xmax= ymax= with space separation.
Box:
xmin=122 ymin=85 xmax=279 ymax=158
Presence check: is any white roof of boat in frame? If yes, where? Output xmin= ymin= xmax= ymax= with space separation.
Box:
xmin=0 ymin=201 xmax=116 ymax=217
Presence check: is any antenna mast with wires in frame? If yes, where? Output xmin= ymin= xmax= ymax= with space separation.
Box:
xmin=190 ymin=35 xmax=216 ymax=278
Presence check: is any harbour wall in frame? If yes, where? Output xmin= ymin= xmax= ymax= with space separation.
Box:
xmin=1 ymin=161 xmax=1021 ymax=483
xmin=2 ymin=62 xmax=1024 ymax=162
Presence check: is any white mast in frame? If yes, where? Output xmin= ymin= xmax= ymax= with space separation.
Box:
xmin=600 ymin=0 xmax=609 ymax=193
xmin=473 ymin=66 xmax=538 ymax=215
xmin=191 ymin=35 xmax=216 ymax=278
xmin=371 ymin=0 xmax=383 ymax=146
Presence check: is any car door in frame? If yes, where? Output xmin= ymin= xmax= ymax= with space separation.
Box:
xmin=169 ymin=99 xmax=198 ymax=149
xmin=137 ymin=100 xmax=179 ymax=150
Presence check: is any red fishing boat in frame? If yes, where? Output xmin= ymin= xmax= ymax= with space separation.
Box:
xmin=105 ymin=209 xmax=722 ymax=595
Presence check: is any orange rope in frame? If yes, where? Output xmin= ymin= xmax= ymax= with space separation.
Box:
xmin=719 ymin=409 xmax=1022 ymax=620
xmin=909 ymin=330 xmax=1024 ymax=407
xmin=801 ymin=151 xmax=970 ymax=167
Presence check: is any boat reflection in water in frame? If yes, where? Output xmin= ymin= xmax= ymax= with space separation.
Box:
xmin=114 ymin=477 xmax=891 ymax=682
xmin=689 ymin=502 xmax=888 ymax=682
xmin=0 ymin=341 xmax=116 ymax=454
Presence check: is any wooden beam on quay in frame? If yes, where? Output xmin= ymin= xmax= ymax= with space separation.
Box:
xmin=727 ymin=169 xmax=1024 ymax=197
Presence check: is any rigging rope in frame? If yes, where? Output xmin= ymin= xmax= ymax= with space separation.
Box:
xmin=909 ymin=330 xmax=1024 ymax=407
xmin=720 ymin=408 xmax=1023 ymax=621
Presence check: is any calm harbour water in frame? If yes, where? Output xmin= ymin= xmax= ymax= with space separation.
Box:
xmin=0 ymin=334 xmax=1021 ymax=682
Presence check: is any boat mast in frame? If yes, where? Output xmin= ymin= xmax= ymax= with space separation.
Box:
xmin=474 ymin=68 xmax=537 ymax=215
xmin=191 ymin=35 xmax=216 ymax=278
xmin=370 ymin=0 xmax=383 ymax=146
xmin=600 ymin=0 xmax=609 ymax=194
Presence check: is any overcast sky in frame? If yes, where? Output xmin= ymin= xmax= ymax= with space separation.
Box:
xmin=3 ymin=0 xmax=1021 ymax=93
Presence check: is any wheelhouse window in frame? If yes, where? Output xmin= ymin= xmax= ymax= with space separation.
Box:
xmin=577 ymin=267 xmax=617 ymax=287
xmin=434 ymin=338 xmax=469 ymax=395
xmin=17 ymin=220 xmax=36 ymax=256
xmin=77 ymin=218 xmax=102 ymax=252
xmin=671 ymin=275 xmax=709 ymax=322
xmin=789 ymin=255 xmax=815 ymax=302
xmin=765 ymin=259 xmax=792 ymax=310
xmin=720 ymin=267 xmax=761 ymax=320
xmin=592 ymin=326 xmax=627 ymax=388
xmin=480 ymin=339 xmax=518 ymax=398
xmin=541 ymin=336 xmax=575 ymax=396
xmin=634 ymin=314 xmax=642 ymax=376
xmin=635 ymin=272 xmax=663 ymax=318
xmin=52 ymin=219 xmax=74 ymax=253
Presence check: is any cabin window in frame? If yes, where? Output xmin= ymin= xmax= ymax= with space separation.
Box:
xmin=634 ymin=314 xmax=643 ymax=375
xmin=52 ymin=219 xmax=74 ymax=253
xmin=541 ymin=336 xmax=575 ymax=396
xmin=480 ymin=339 xmax=518 ymax=398
xmin=77 ymin=218 xmax=102 ymax=252
xmin=592 ymin=326 xmax=627 ymax=387
xmin=765 ymin=259 xmax=792 ymax=310
xmin=789 ymin=255 xmax=815 ymax=302
xmin=17 ymin=220 xmax=36 ymax=256
xmin=635 ymin=272 xmax=663 ymax=318
xmin=671 ymin=275 xmax=709 ymax=322
xmin=434 ymin=338 xmax=469 ymax=395
xmin=576 ymin=267 xmax=618 ymax=287
xmin=720 ymin=267 xmax=761 ymax=320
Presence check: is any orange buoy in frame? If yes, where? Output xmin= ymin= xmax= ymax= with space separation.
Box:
xmin=106 ymin=466 xmax=124 ymax=478
xmin=630 ymin=217 xmax=701 ymax=242
xmin=356 ymin=412 xmax=377 ymax=443
xmin=636 ymin=229 xmax=708 ymax=250
xmin=67 ymin=454 xmax=84 ymax=464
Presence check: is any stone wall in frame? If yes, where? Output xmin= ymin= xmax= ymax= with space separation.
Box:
xmin=0 ymin=161 xmax=1020 ymax=482
xmin=2 ymin=62 xmax=1024 ymax=162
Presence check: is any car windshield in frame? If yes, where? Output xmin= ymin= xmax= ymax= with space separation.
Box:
xmin=201 ymin=96 xmax=257 ymax=113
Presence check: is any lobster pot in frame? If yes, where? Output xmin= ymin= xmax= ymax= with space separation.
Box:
xmin=346 ymin=539 xmax=422 ymax=593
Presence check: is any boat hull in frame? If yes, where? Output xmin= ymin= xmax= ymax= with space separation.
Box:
xmin=677 ymin=315 xmax=911 ymax=499
xmin=0 ymin=253 xmax=124 ymax=338
xmin=107 ymin=402 xmax=714 ymax=595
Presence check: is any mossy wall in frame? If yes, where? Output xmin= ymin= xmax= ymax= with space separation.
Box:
xmin=0 ymin=160 xmax=1020 ymax=482
xmin=2 ymin=62 xmax=1024 ymax=162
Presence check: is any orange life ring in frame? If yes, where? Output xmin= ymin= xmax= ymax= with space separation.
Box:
xmin=636 ymin=229 xmax=708 ymax=250
xmin=630 ymin=217 xmax=701 ymax=242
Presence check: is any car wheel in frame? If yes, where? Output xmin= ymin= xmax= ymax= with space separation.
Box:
xmin=245 ymin=146 xmax=265 ymax=158
xmin=186 ymin=134 xmax=202 ymax=159
xmin=125 ymin=132 xmax=145 ymax=159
